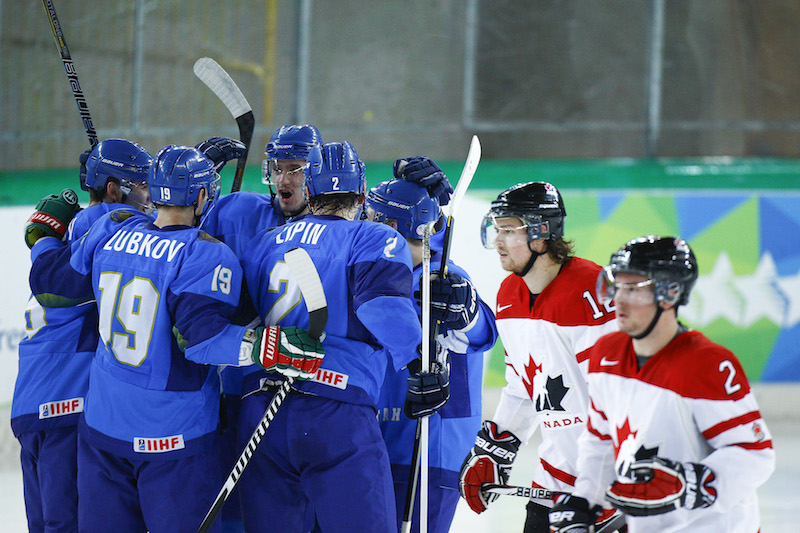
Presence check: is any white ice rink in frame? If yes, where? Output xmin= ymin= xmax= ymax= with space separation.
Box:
xmin=1 ymin=387 xmax=797 ymax=532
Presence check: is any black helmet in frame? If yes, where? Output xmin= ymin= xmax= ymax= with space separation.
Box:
xmin=481 ymin=181 xmax=566 ymax=247
xmin=605 ymin=235 xmax=698 ymax=306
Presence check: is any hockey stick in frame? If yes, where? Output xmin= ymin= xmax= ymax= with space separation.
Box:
xmin=193 ymin=57 xmax=255 ymax=193
xmin=41 ymin=0 xmax=99 ymax=148
xmin=483 ymin=485 xmax=626 ymax=533
xmin=400 ymin=135 xmax=482 ymax=533
xmin=197 ymin=247 xmax=327 ymax=533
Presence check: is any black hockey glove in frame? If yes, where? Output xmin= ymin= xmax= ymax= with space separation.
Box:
xmin=405 ymin=357 xmax=449 ymax=419
xmin=78 ymin=148 xmax=92 ymax=191
xmin=195 ymin=136 xmax=247 ymax=172
xmin=393 ymin=155 xmax=453 ymax=206
xmin=415 ymin=272 xmax=479 ymax=331
xmin=24 ymin=189 xmax=81 ymax=249
xmin=458 ymin=420 xmax=521 ymax=514
xmin=605 ymin=456 xmax=717 ymax=516
xmin=548 ymin=494 xmax=602 ymax=533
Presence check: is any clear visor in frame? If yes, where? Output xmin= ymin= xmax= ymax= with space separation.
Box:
xmin=261 ymin=159 xmax=306 ymax=186
xmin=480 ymin=213 xmax=531 ymax=249
xmin=596 ymin=267 xmax=656 ymax=306
xmin=120 ymin=179 xmax=153 ymax=213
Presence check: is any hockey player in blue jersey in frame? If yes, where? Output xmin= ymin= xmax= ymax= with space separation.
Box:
xmin=238 ymin=141 xmax=449 ymax=532
xmin=13 ymin=138 xmax=152 ymax=533
xmin=366 ymin=175 xmax=498 ymax=533
xmin=27 ymin=145 xmax=324 ymax=533
xmin=196 ymin=125 xmax=323 ymax=532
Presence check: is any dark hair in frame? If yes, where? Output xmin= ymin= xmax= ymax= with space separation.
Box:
xmin=88 ymin=176 xmax=119 ymax=203
xmin=310 ymin=192 xmax=361 ymax=213
xmin=546 ymin=236 xmax=575 ymax=264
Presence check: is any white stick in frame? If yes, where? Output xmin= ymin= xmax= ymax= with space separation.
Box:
xmin=419 ymin=222 xmax=433 ymax=533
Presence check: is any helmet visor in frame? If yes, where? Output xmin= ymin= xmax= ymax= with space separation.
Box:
xmin=596 ymin=267 xmax=656 ymax=306
xmin=480 ymin=213 xmax=530 ymax=249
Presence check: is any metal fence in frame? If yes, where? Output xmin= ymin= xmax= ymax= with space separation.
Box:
xmin=2 ymin=0 xmax=800 ymax=171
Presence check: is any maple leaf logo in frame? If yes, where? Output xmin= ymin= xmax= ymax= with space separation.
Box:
xmin=522 ymin=356 xmax=542 ymax=400
xmin=536 ymin=375 xmax=569 ymax=412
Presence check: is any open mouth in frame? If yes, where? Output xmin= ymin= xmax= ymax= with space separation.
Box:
xmin=279 ymin=190 xmax=293 ymax=200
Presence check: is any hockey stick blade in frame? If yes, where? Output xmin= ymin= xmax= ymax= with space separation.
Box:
xmin=483 ymin=485 xmax=626 ymax=533
xmin=439 ymin=135 xmax=481 ymax=277
xmin=197 ymin=248 xmax=327 ymax=533
xmin=193 ymin=57 xmax=255 ymax=193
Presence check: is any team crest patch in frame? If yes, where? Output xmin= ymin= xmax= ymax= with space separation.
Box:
xmin=109 ymin=209 xmax=138 ymax=223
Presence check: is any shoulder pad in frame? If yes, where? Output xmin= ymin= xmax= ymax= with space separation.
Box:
xmin=108 ymin=209 xmax=140 ymax=223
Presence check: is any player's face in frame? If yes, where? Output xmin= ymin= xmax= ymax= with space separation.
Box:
xmin=124 ymin=180 xmax=154 ymax=214
xmin=493 ymin=217 xmax=532 ymax=273
xmin=611 ymin=272 xmax=659 ymax=336
xmin=269 ymin=158 xmax=307 ymax=217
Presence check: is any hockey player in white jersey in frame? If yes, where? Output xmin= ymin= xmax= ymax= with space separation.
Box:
xmin=549 ymin=235 xmax=775 ymax=533
xmin=458 ymin=181 xmax=621 ymax=532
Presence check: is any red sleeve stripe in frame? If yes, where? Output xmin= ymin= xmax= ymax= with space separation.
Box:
xmin=506 ymin=362 xmax=520 ymax=377
xmin=702 ymin=411 xmax=762 ymax=440
xmin=734 ymin=440 xmax=773 ymax=451
xmin=590 ymin=399 xmax=608 ymax=421
xmin=576 ymin=346 xmax=591 ymax=364
xmin=586 ymin=418 xmax=611 ymax=441
xmin=541 ymin=459 xmax=577 ymax=487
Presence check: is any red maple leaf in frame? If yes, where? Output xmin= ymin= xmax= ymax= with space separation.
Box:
xmin=614 ymin=418 xmax=637 ymax=458
xmin=522 ymin=356 xmax=542 ymax=400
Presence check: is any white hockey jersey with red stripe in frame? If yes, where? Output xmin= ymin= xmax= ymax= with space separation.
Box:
xmin=493 ymin=257 xmax=617 ymax=491
xmin=574 ymin=329 xmax=775 ymax=533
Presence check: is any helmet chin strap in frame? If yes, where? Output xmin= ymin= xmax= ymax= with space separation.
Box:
xmin=632 ymin=305 xmax=663 ymax=340
xmin=515 ymin=240 xmax=546 ymax=277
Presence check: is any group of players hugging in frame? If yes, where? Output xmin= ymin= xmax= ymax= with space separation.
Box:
xmin=13 ymin=125 xmax=774 ymax=533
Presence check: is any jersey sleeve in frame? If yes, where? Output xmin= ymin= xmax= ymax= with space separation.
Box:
xmin=685 ymin=347 xmax=775 ymax=511
xmin=350 ymin=224 xmax=421 ymax=371
xmin=167 ymin=234 xmax=247 ymax=366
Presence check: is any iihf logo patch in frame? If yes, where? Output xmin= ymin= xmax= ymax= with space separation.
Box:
xmin=752 ymin=421 xmax=765 ymax=442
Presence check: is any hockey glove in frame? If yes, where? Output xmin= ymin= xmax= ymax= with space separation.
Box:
xmin=195 ymin=136 xmax=247 ymax=172
xmin=415 ymin=272 xmax=479 ymax=331
xmin=405 ymin=357 xmax=449 ymax=419
xmin=393 ymin=155 xmax=453 ymax=206
xmin=548 ymin=494 xmax=602 ymax=533
xmin=78 ymin=148 xmax=92 ymax=191
xmin=605 ymin=456 xmax=717 ymax=516
xmin=248 ymin=325 xmax=324 ymax=380
xmin=458 ymin=420 xmax=521 ymax=514
xmin=24 ymin=189 xmax=81 ymax=249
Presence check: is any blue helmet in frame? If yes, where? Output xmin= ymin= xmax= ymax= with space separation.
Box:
xmin=263 ymin=124 xmax=323 ymax=185
xmin=84 ymin=138 xmax=152 ymax=192
xmin=304 ymin=141 xmax=366 ymax=199
xmin=366 ymin=178 xmax=442 ymax=239
xmin=148 ymin=145 xmax=220 ymax=207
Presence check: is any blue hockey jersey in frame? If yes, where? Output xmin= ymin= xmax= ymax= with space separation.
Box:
xmin=29 ymin=209 xmax=248 ymax=460
xmin=11 ymin=203 xmax=139 ymax=436
xmin=241 ymin=214 xmax=422 ymax=407
xmin=378 ymin=257 xmax=498 ymax=484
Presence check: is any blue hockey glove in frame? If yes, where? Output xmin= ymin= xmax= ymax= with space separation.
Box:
xmin=78 ymin=148 xmax=92 ymax=191
xmin=548 ymin=494 xmax=602 ymax=533
xmin=195 ymin=136 xmax=247 ymax=172
xmin=405 ymin=357 xmax=449 ymax=419
xmin=24 ymin=189 xmax=81 ymax=249
xmin=415 ymin=272 xmax=479 ymax=331
xmin=393 ymin=156 xmax=453 ymax=206
xmin=605 ymin=456 xmax=717 ymax=516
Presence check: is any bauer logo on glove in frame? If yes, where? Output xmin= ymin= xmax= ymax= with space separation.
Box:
xmin=24 ymin=188 xmax=82 ymax=249
xmin=248 ymin=325 xmax=325 ymax=380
